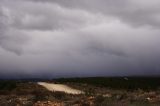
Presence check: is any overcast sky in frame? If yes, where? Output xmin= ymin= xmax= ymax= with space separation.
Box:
xmin=1 ymin=0 xmax=160 ymax=78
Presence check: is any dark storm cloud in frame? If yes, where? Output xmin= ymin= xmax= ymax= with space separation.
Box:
xmin=28 ymin=0 xmax=160 ymax=28
xmin=0 ymin=0 xmax=160 ymax=78
xmin=0 ymin=6 xmax=29 ymax=55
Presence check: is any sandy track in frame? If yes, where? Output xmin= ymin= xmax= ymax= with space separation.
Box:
xmin=38 ymin=82 xmax=84 ymax=94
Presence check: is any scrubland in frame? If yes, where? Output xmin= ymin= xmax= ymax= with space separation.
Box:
xmin=0 ymin=77 xmax=160 ymax=106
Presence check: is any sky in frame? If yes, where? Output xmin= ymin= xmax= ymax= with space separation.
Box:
xmin=0 ymin=0 xmax=160 ymax=78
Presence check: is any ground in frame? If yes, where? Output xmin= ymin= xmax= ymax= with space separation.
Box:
xmin=1 ymin=77 xmax=160 ymax=106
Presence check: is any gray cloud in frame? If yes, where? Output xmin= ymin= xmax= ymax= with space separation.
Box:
xmin=29 ymin=0 xmax=160 ymax=28
xmin=0 ymin=6 xmax=29 ymax=55
xmin=0 ymin=0 xmax=160 ymax=78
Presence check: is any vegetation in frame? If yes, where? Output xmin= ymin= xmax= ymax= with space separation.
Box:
xmin=0 ymin=80 xmax=17 ymax=90
xmin=0 ymin=77 xmax=160 ymax=105
xmin=54 ymin=77 xmax=160 ymax=90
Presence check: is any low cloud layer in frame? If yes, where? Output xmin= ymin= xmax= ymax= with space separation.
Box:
xmin=0 ymin=0 xmax=160 ymax=78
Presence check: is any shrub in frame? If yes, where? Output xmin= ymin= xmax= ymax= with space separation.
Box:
xmin=52 ymin=91 xmax=67 ymax=100
xmin=0 ymin=81 xmax=17 ymax=91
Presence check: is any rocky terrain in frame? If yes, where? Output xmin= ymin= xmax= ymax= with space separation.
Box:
xmin=1 ymin=77 xmax=160 ymax=106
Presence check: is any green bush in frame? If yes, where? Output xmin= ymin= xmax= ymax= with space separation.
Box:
xmin=0 ymin=81 xmax=17 ymax=91
xmin=54 ymin=77 xmax=160 ymax=91
xmin=52 ymin=91 xmax=67 ymax=100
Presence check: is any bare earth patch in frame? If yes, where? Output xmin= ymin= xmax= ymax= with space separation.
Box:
xmin=38 ymin=82 xmax=84 ymax=95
